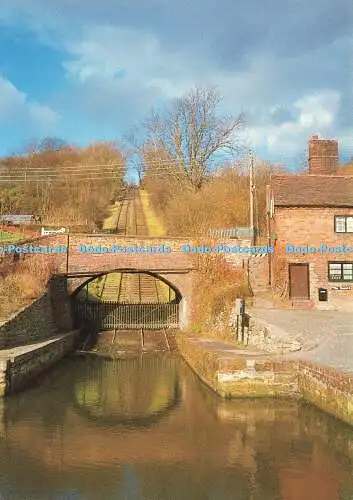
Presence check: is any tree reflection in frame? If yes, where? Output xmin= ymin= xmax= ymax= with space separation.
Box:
xmin=73 ymin=355 xmax=181 ymax=428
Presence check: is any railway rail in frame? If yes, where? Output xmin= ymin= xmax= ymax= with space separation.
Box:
xmin=75 ymin=187 xmax=177 ymax=352
xmin=92 ymin=327 xmax=178 ymax=354
xmin=114 ymin=187 xmax=148 ymax=236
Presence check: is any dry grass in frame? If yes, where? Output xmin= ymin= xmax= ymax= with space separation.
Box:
xmin=102 ymin=202 xmax=121 ymax=231
xmin=0 ymin=257 xmax=58 ymax=320
xmin=140 ymin=190 xmax=165 ymax=236
xmin=143 ymin=164 xmax=272 ymax=237
xmin=0 ymin=141 xmax=126 ymax=232
xmin=191 ymin=252 xmax=251 ymax=337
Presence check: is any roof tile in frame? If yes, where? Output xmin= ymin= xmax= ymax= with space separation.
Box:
xmin=271 ymin=175 xmax=353 ymax=207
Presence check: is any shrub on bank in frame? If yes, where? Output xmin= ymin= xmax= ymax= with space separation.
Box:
xmin=143 ymin=163 xmax=273 ymax=237
xmin=0 ymin=258 xmax=58 ymax=321
xmin=190 ymin=252 xmax=251 ymax=339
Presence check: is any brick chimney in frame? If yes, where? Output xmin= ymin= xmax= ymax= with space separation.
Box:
xmin=308 ymin=136 xmax=338 ymax=175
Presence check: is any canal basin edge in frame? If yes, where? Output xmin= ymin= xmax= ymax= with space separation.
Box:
xmin=175 ymin=332 xmax=353 ymax=428
xmin=0 ymin=331 xmax=79 ymax=396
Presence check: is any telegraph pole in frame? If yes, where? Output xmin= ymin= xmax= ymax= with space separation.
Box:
xmin=66 ymin=231 xmax=70 ymax=274
xmin=249 ymin=150 xmax=255 ymax=245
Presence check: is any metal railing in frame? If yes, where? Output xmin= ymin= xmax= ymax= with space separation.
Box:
xmin=73 ymin=300 xmax=179 ymax=330
xmin=207 ymin=227 xmax=255 ymax=239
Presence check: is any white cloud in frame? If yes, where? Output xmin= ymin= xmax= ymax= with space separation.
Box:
xmin=60 ymin=26 xmax=214 ymax=129
xmin=0 ymin=77 xmax=26 ymax=118
xmin=1 ymin=0 xmax=350 ymax=162
xmin=245 ymin=91 xmax=341 ymax=153
xmin=59 ymin=25 xmax=352 ymax=164
xmin=0 ymin=76 xmax=61 ymax=130
xmin=61 ymin=26 xmax=287 ymax=126
xmin=295 ymin=92 xmax=340 ymax=128
xmin=63 ymin=26 xmax=200 ymax=97
xmin=29 ymin=103 xmax=61 ymax=128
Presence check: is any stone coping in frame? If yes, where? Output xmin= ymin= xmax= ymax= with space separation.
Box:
xmin=0 ymin=331 xmax=78 ymax=362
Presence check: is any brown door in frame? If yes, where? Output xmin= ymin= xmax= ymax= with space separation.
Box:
xmin=289 ymin=264 xmax=310 ymax=299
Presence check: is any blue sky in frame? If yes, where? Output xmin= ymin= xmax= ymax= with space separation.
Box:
xmin=0 ymin=0 xmax=352 ymax=169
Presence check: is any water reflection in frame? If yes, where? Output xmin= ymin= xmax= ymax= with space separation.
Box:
xmin=73 ymin=356 xmax=181 ymax=427
xmin=0 ymin=354 xmax=351 ymax=500
xmin=119 ymin=464 xmax=143 ymax=499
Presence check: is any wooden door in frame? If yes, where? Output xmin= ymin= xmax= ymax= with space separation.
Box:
xmin=289 ymin=264 xmax=310 ymax=299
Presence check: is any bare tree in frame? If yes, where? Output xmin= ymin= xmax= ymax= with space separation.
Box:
xmin=143 ymin=86 xmax=244 ymax=191
xmin=16 ymin=137 xmax=68 ymax=155
xmin=123 ymin=126 xmax=147 ymax=185
xmin=38 ymin=137 xmax=68 ymax=152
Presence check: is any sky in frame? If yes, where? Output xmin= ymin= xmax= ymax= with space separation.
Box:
xmin=0 ymin=0 xmax=352 ymax=171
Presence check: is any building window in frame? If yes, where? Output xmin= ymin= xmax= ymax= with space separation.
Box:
xmin=334 ymin=216 xmax=353 ymax=232
xmin=328 ymin=262 xmax=353 ymax=281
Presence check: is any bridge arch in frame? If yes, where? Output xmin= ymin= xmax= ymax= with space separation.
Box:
xmin=49 ymin=267 xmax=194 ymax=331
xmin=71 ymin=269 xmax=183 ymax=303
xmin=67 ymin=268 xmax=194 ymax=331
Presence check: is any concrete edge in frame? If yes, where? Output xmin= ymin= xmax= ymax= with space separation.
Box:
xmin=0 ymin=330 xmax=79 ymax=396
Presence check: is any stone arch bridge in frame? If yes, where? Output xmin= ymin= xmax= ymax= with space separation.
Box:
xmin=2 ymin=233 xmax=263 ymax=330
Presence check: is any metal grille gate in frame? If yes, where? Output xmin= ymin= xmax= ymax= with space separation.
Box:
xmin=72 ymin=300 xmax=179 ymax=330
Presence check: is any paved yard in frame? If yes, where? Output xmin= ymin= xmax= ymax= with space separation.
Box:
xmin=249 ymin=308 xmax=353 ymax=374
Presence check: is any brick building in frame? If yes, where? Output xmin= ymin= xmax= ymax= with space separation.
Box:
xmin=267 ymin=136 xmax=353 ymax=310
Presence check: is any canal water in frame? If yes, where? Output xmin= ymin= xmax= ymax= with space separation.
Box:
xmin=0 ymin=354 xmax=352 ymax=500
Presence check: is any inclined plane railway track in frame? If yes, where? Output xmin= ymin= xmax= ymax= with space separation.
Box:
xmin=93 ymin=327 xmax=177 ymax=354
xmin=76 ymin=188 xmax=178 ymax=353
xmin=97 ymin=271 xmax=163 ymax=304
xmin=99 ymin=187 xmax=162 ymax=305
xmin=114 ymin=187 xmax=147 ymax=236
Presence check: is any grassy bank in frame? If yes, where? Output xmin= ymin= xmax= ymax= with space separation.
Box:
xmin=140 ymin=190 xmax=165 ymax=237
xmin=102 ymin=202 xmax=121 ymax=232
xmin=0 ymin=230 xmax=37 ymax=243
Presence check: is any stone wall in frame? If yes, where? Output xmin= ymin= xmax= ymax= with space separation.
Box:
xmin=176 ymin=333 xmax=353 ymax=426
xmin=231 ymin=312 xmax=302 ymax=353
xmin=298 ymin=361 xmax=353 ymax=427
xmin=0 ymin=332 xmax=77 ymax=395
xmin=0 ymin=294 xmax=59 ymax=348
xmin=0 ymin=235 xmax=196 ymax=272
xmin=176 ymin=334 xmax=299 ymax=398
xmin=248 ymin=255 xmax=270 ymax=294
xmin=48 ymin=276 xmax=73 ymax=331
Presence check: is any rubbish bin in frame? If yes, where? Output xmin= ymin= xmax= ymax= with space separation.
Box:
xmin=318 ymin=288 xmax=328 ymax=301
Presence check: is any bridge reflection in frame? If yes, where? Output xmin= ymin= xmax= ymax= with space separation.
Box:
xmin=73 ymin=355 xmax=181 ymax=427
